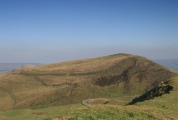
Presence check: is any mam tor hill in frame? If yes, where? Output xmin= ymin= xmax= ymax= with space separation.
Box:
xmin=0 ymin=54 xmax=177 ymax=110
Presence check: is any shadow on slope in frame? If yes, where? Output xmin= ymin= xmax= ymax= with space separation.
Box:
xmin=94 ymin=56 xmax=173 ymax=94
xmin=128 ymin=81 xmax=174 ymax=105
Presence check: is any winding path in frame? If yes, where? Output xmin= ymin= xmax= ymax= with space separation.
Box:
xmin=82 ymin=99 xmax=91 ymax=106
xmin=82 ymin=95 xmax=139 ymax=106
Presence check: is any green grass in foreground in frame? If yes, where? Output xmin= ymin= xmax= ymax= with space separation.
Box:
xmin=0 ymin=104 xmax=158 ymax=120
xmin=1 ymin=104 xmax=174 ymax=120
xmin=0 ymin=98 xmax=177 ymax=120
xmin=0 ymin=104 xmax=84 ymax=120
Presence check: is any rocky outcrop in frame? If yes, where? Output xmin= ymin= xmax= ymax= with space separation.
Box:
xmin=128 ymin=81 xmax=174 ymax=105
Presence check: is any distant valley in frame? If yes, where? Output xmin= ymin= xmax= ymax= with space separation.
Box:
xmin=153 ymin=59 xmax=178 ymax=71
xmin=0 ymin=63 xmax=41 ymax=73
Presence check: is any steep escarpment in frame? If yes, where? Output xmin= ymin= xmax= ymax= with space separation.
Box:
xmin=94 ymin=56 xmax=173 ymax=93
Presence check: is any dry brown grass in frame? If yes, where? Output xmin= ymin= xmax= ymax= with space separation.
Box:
xmin=0 ymin=116 xmax=8 ymax=120
xmin=38 ymin=75 xmax=89 ymax=85
xmin=22 ymin=54 xmax=129 ymax=73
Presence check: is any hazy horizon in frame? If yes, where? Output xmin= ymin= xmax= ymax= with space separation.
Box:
xmin=0 ymin=56 xmax=178 ymax=64
xmin=0 ymin=0 xmax=178 ymax=63
xmin=1 ymin=58 xmax=178 ymax=73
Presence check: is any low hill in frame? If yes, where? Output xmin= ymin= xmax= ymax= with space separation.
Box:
xmin=0 ymin=54 xmax=176 ymax=110
xmin=0 ymin=63 xmax=41 ymax=73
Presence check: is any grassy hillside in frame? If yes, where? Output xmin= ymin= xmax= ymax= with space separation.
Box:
xmin=63 ymin=76 xmax=178 ymax=120
xmin=0 ymin=76 xmax=177 ymax=120
xmin=0 ymin=54 xmax=176 ymax=111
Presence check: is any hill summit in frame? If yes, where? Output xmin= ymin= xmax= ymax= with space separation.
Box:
xmin=0 ymin=54 xmax=176 ymax=110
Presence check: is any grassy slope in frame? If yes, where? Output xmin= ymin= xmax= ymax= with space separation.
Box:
xmin=0 ymin=76 xmax=177 ymax=120
xmin=66 ymin=76 xmax=178 ymax=120
xmin=0 ymin=54 xmax=175 ymax=109
xmin=0 ymin=54 xmax=135 ymax=110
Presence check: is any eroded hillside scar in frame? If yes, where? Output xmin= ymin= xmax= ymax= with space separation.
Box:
xmin=128 ymin=81 xmax=174 ymax=105
xmin=94 ymin=58 xmax=137 ymax=87
xmin=94 ymin=57 xmax=172 ymax=92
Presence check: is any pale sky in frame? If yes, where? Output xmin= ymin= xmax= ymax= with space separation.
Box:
xmin=0 ymin=0 xmax=178 ymax=63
